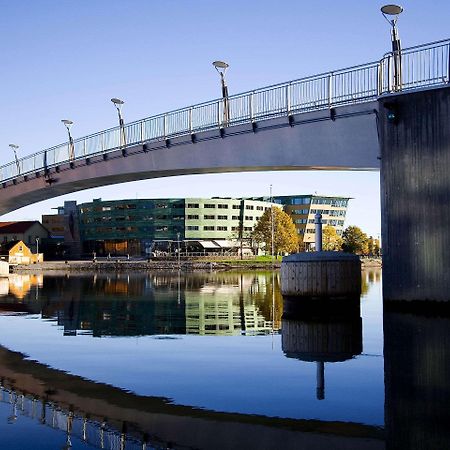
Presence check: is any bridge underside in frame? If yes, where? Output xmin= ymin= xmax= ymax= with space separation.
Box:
xmin=0 ymin=102 xmax=379 ymax=215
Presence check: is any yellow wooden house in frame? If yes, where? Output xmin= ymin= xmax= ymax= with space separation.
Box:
xmin=0 ymin=240 xmax=43 ymax=265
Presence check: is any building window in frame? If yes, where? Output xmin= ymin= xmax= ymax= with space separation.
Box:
xmin=244 ymin=227 xmax=253 ymax=231
xmin=293 ymin=197 xmax=311 ymax=205
xmin=204 ymin=204 xmax=215 ymax=209
xmin=256 ymin=206 xmax=264 ymax=211
xmin=245 ymin=205 xmax=254 ymax=210
xmin=218 ymin=204 xmax=228 ymax=209
xmin=204 ymin=215 xmax=215 ymax=220
xmin=217 ymin=226 xmax=228 ymax=231
xmin=232 ymin=204 xmax=240 ymax=209
xmin=217 ymin=215 xmax=228 ymax=220
xmin=203 ymin=226 xmax=215 ymax=231
xmin=187 ymin=203 xmax=199 ymax=208
xmin=187 ymin=226 xmax=199 ymax=231
xmin=231 ymin=226 xmax=239 ymax=231
xmin=232 ymin=215 xmax=240 ymax=220
xmin=187 ymin=215 xmax=199 ymax=220
xmin=245 ymin=216 xmax=253 ymax=221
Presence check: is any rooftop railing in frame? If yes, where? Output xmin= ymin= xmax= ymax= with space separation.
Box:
xmin=2 ymin=38 xmax=449 ymax=183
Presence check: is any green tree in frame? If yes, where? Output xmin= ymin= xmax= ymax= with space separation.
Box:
xmin=322 ymin=225 xmax=343 ymax=251
xmin=251 ymin=207 xmax=299 ymax=255
xmin=342 ymin=226 xmax=369 ymax=255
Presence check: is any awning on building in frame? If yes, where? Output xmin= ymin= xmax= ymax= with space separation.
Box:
xmin=197 ymin=240 xmax=221 ymax=249
xmin=213 ymin=240 xmax=239 ymax=248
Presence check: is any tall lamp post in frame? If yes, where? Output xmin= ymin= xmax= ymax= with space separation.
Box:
xmin=35 ymin=237 xmax=40 ymax=256
xmin=381 ymin=4 xmax=404 ymax=91
xmin=9 ymin=144 xmax=20 ymax=175
xmin=212 ymin=61 xmax=230 ymax=127
xmin=111 ymin=98 xmax=126 ymax=148
xmin=61 ymin=119 xmax=75 ymax=160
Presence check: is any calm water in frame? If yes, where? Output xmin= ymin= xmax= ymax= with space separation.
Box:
xmin=0 ymin=270 xmax=447 ymax=450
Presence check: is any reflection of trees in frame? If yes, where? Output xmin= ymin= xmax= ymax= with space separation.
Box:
xmin=361 ymin=269 xmax=382 ymax=298
xmin=245 ymin=272 xmax=283 ymax=329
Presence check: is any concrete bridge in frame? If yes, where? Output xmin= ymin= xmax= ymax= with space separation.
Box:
xmin=1 ymin=38 xmax=450 ymax=302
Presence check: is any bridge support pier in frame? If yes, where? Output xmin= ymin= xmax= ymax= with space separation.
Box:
xmin=379 ymin=86 xmax=450 ymax=302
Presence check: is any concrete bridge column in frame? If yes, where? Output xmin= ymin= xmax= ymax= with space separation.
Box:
xmin=379 ymin=86 xmax=450 ymax=302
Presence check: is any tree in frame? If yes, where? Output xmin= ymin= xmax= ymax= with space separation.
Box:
xmin=322 ymin=225 xmax=343 ymax=251
xmin=342 ymin=226 xmax=369 ymax=255
xmin=251 ymin=207 xmax=299 ymax=255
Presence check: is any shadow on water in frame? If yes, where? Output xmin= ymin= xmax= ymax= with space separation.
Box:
xmin=383 ymin=304 xmax=450 ymax=450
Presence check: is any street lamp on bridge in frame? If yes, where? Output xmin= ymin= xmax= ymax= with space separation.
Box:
xmin=212 ymin=60 xmax=230 ymax=127
xmin=9 ymin=144 xmax=20 ymax=175
xmin=381 ymin=4 xmax=404 ymax=91
xmin=111 ymin=98 xmax=126 ymax=148
xmin=61 ymin=119 xmax=75 ymax=161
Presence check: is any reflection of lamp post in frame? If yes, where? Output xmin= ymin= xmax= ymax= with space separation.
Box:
xmin=36 ymin=237 xmax=40 ymax=256
xmin=381 ymin=4 xmax=404 ymax=91
xmin=212 ymin=61 xmax=230 ymax=127
xmin=177 ymin=232 xmax=181 ymax=268
xmin=111 ymin=98 xmax=126 ymax=148
xmin=9 ymin=144 xmax=20 ymax=174
xmin=61 ymin=120 xmax=75 ymax=160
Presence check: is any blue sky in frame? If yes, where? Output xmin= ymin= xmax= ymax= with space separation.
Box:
xmin=1 ymin=0 xmax=449 ymax=237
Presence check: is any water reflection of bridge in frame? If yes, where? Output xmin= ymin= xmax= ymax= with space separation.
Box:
xmin=0 ymin=385 xmax=145 ymax=450
xmin=0 ymin=344 xmax=384 ymax=450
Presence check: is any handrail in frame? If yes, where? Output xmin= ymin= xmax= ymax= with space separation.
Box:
xmin=2 ymin=38 xmax=449 ymax=183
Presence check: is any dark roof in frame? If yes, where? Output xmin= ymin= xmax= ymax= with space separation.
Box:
xmin=0 ymin=221 xmax=43 ymax=234
xmin=0 ymin=240 xmax=26 ymax=252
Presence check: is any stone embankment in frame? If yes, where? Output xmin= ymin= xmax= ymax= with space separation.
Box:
xmin=11 ymin=260 xmax=282 ymax=273
xmin=11 ymin=257 xmax=380 ymax=273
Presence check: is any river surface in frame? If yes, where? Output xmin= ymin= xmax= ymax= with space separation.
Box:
xmin=0 ymin=269 xmax=447 ymax=450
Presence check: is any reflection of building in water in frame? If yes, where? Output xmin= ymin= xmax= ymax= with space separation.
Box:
xmin=282 ymin=297 xmax=362 ymax=399
xmin=38 ymin=275 xmax=186 ymax=337
xmin=0 ymin=272 xmax=279 ymax=337
xmin=384 ymin=308 xmax=450 ymax=450
xmin=0 ymin=274 xmax=43 ymax=300
xmin=185 ymin=282 xmax=273 ymax=335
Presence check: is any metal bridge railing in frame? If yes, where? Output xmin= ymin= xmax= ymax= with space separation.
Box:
xmin=2 ymin=38 xmax=449 ymax=183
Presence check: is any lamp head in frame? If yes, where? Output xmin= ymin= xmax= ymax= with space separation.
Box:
xmin=381 ymin=4 xmax=403 ymax=24
xmin=111 ymin=98 xmax=125 ymax=110
xmin=9 ymin=144 xmax=19 ymax=150
xmin=381 ymin=4 xmax=403 ymax=15
xmin=212 ymin=60 xmax=229 ymax=75
xmin=61 ymin=119 xmax=74 ymax=130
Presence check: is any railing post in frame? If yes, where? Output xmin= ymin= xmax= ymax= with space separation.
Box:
xmin=286 ymin=83 xmax=291 ymax=115
xmin=387 ymin=55 xmax=392 ymax=93
xmin=83 ymin=138 xmax=87 ymax=156
xmin=163 ymin=114 xmax=168 ymax=139
xmin=328 ymin=72 xmax=333 ymax=108
xmin=447 ymin=43 xmax=450 ymax=83
xmin=217 ymin=101 xmax=221 ymax=127
xmin=249 ymin=92 xmax=254 ymax=122
xmin=189 ymin=107 xmax=193 ymax=134
xmin=140 ymin=121 xmax=144 ymax=142
xmin=377 ymin=61 xmax=383 ymax=96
